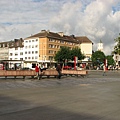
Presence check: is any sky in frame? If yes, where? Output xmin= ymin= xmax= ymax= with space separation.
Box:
xmin=0 ymin=0 xmax=120 ymax=55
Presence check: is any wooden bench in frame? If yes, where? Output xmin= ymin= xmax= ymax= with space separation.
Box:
xmin=0 ymin=70 xmax=36 ymax=79
xmin=62 ymin=70 xmax=88 ymax=77
xmin=38 ymin=69 xmax=88 ymax=79
xmin=0 ymin=69 xmax=88 ymax=80
xmin=39 ymin=69 xmax=58 ymax=79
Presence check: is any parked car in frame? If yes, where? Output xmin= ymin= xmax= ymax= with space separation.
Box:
xmin=63 ymin=65 xmax=72 ymax=70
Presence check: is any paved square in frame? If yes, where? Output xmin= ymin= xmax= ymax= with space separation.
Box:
xmin=0 ymin=70 xmax=120 ymax=120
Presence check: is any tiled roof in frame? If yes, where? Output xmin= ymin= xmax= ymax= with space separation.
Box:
xmin=76 ymin=36 xmax=93 ymax=44
xmin=25 ymin=30 xmax=79 ymax=43
xmin=25 ymin=30 xmax=93 ymax=44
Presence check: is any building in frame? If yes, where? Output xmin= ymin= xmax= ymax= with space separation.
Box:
xmin=0 ymin=41 xmax=9 ymax=60
xmin=0 ymin=30 xmax=93 ymax=69
xmin=0 ymin=38 xmax=24 ymax=70
xmin=76 ymin=36 xmax=93 ymax=62
xmin=97 ymin=40 xmax=103 ymax=52
xmin=24 ymin=30 xmax=80 ymax=68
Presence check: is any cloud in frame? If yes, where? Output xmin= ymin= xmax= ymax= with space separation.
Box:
xmin=0 ymin=0 xmax=120 ymax=55
xmin=50 ymin=0 xmax=120 ymax=55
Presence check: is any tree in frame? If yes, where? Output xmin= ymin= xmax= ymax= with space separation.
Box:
xmin=106 ymin=55 xmax=115 ymax=66
xmin=113 ymin=33 xmax=120 ymax=55
xmin=70 ymin=47 xmax=85 ymax=61
xmin=54 ymin=46 xmax=85 ymax=63
xmin=54 ymin=46 xmax=71 ymax=62
xmin=91 ymin=51 xmax=105 ymax=66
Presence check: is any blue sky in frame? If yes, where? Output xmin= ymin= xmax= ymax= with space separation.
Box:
xmin=0 ymin=0 xmax=120 ymax=55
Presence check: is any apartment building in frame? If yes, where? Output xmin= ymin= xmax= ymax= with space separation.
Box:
xmin=0 ymin=30 xmax=93 ymax=69
xmin=24 ymin=30 xmax=80 ymax=68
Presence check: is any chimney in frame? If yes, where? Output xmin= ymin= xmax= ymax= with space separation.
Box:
xmin=58 ymin=32 xmax=64 ymax=37
xmin=41 ymin=30 xmax=46 ymax=33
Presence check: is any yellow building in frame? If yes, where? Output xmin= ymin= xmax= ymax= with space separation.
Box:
xmin=24 ymin=30 xmax=93 ymax=68
xmin=25 ymin=30 xmax=79 ymax=62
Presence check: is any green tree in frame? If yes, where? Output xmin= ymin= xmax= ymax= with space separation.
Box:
xmin=54 ymin=46 xmax=71 ymax=62
xmin=70 ymin=47 xmax=85 ymax=61
xmin=106 ymin=55 xmax=115 ymax=66
xmin=113 ymin=33 xmax=120 ymax=55
xmin=54 ymin=46 xmax=85 ymax=63
xmin=91 ymin=51 xmax=106 ymax=66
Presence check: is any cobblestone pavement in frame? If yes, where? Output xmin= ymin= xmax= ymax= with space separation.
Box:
xmin=0 ymin=70 xmax=119 ymax=90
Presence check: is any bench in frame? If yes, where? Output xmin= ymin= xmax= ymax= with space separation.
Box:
xmin=0 ymin=69 xmax=88 ymax=80
xmin=38 ymin=69 xmax=88 ymax=79
xmin=39 ymin=69 xmax=58 ymax=79
xmin=0 ymin=70 xmax=36 ymax=79
xmin=62 ymin=70 xmax=88 ymax=77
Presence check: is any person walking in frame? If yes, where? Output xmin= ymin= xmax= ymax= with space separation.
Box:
xmin=103 ymin=65 xmax=107 ymax=76
xmin=35 ymin=64 xmax=39 ymax=79
xmin=56 ymin=63 xmax=62 ymax=79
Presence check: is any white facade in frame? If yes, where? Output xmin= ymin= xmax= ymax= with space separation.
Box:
xmin=97 ymin=40 xmax=103 ymax=51
xmin=9 ymin=47 xmax=24 ymax=60
xmin=24 ymin=38 xmax=39 ymax=62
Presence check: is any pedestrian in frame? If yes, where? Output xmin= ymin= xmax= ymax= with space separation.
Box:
xmin=103 ymin=65 xmax=107 ymax=76
xmin=35 ymin=64 xmax=39 ymax=79
xmin=56 ymin=63 xmax=62 ymax=79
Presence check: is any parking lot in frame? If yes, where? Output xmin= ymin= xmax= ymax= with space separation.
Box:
xmin=0 ymin=70 xmax=120 ymax=120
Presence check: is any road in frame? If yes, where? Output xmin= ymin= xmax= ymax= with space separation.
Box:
xmin=0 ymin=70 xmax=120 ymax=120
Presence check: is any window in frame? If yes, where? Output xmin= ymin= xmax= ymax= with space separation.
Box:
xmin=10 ymin=53 xmax=13 ymax=56
xmin=29 ymin=40 xmax=31 ymax=42
xmin=25 ymin=57 xmax=27 ymax=60
xmin=20 ymin=58 xmax=23 ymax=60
xmin=35 ymin=56 xmax=38 ymax=59
xmin=28 ymin=51 xmax=31 ymax=54
xmin=32 ymin=51 xmax=34 ymax=54
xmin=29 ymin=45 xmax=31 ymax=48
xmin=20 ymin=52 xmax=23 ymax=55
xmin=49 ymin=56 xmax=53 ymax=60
xmin=60 ymin=41 xmax=64 ymax=44
xmin=32 ymin=45 xmax=34 ymax=48
xmin=35 ymin=51 xmax=38 ymax=54
xmin=25 ymin=51 xmax=27 ymax=54
xmin=49 ymin=44 xmax=54 ymax=48
xmin=25 ymin=41 xmax=28 ymax=43
xmin=36 ymin=39 xmax=38 ymax=42
xmin=35 ymin=45 xmax=38 ymax=48
xmin=15 ymin=48 xmax=18 ymax=50
xmin=32 ymin=57 xmax=34 ymax=59
xmin=49 ymin=50 xmax=53 ymax=54
xmin=32 ymin=40 xmax=34 ymax=42
xmin=15 ymin=53 xmax=18 ymax=56
xmin=49 ymin=38 xmax=55 ymax=42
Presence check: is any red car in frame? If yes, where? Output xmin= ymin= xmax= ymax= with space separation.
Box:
xmin=63 ymin=65 xmax=72 ymax=70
